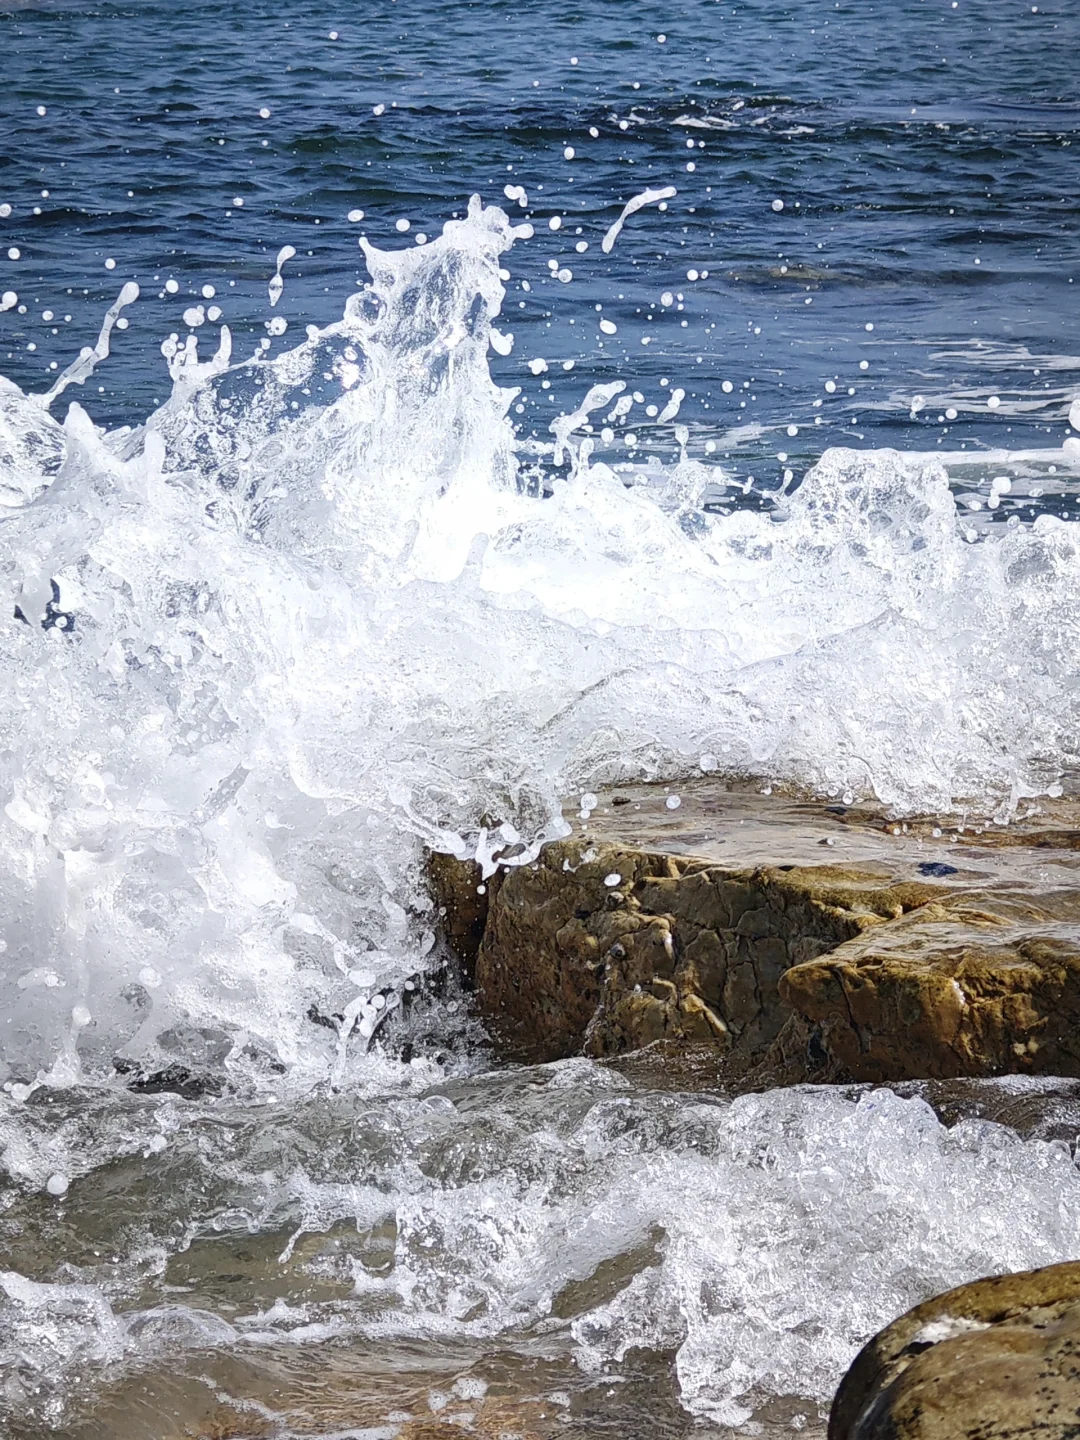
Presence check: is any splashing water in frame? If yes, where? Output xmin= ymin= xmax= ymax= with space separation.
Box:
xmin=1 ymin=191 xmax=1080 ymax=1438
xmin=0 ymin=196 xmax=1078 ymax=1091
xmin=3 ymin=1070 xmax=1080 ymax=1435
xmin=601 ymin=185 xmax=679 ymax=253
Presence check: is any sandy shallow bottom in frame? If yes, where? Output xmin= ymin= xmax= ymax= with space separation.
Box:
xmin=22 ymin=1337 xmax=824 ymax=1440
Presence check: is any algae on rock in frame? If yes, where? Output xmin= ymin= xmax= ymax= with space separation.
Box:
xmin=830 ymin=1260 xmax=1080 ymax=1440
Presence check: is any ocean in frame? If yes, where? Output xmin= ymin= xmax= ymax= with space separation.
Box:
xmin=1 ymin=0 xmax=1079 ymax=1435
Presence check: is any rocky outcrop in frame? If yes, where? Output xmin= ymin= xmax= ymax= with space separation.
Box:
xmin=429 ymin=783 xmax=1080 ymax=1082
xmin=830 ymin=1261 xmax=1080 ymax=1440
xmin=428 ymin=851 xmax=491 ymax=985
xmin=466 ymin=842 xmax=943 ymax=1066
xmin=780 ymin=888 xmax=1080 ymax=1081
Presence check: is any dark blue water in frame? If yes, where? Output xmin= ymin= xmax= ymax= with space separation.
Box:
xmin=1 ymin=0 xmax=1078 ymax=496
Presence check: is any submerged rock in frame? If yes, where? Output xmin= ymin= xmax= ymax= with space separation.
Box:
xmin=829 ymin=1261 xmax=1080 ymax=1440
xmin=430 ymin=782 xmax=1080 ymax=1082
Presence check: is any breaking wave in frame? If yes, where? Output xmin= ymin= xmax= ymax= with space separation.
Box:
xmin=0 ymin=196 xmax=1079 ymax=1085
xmin=3 ymin=1073 xmax=1080 ymax=1431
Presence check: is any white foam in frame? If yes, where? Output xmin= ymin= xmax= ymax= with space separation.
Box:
xmin=568 ymin=1087 xmax=1080 ymax=1423
xmin=0 ymin=197 xmax=1078 ymax=1088
xmin=1 ymin=1068 xmax=1078 ymax=1427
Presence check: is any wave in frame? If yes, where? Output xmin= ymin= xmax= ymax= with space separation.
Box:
xmin=0 ymin=196 xmax=1079 ymax=1084
xmin=3 ymin=1075 xmax=1079 ymax=1429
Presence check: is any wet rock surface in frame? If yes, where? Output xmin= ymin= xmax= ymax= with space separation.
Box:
xmin=829 ymin=1260 xmax=1080 ymax=1440
xmin=781 ymin=888 xmax=1080 ymax=1081
xmin=430 ymin=782 xmax=1080 ymax=1082
xmin=472 ymin=845 xmax=945 ymax=1069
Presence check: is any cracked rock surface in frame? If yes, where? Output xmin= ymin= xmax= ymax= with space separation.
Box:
xmin=429 ymin=781 xmax=1080 ymax=1082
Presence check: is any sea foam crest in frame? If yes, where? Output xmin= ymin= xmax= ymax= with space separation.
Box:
xmin=4 ymin=1079 xmax=1078 ymax=1429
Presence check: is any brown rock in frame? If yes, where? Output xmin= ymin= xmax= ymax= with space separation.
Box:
xmin=473 ymin=837 xmax=945 ymax=1066
xmin=429 ymin=781 xmax=1080 ymax=1082
xmin=829 ymin=1260 xmax=1080 ymax=1440
xmin=427 ymin=851 xmax=494 ymax=984
xmin=780 ymin=887 xmax=1080 ymax=1081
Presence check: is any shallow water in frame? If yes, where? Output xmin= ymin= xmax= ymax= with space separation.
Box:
xmin=2 ymin=0 xmax=1080 ymax=1433
xmin=6 ymin=1066 xmax=1080 ymax=1438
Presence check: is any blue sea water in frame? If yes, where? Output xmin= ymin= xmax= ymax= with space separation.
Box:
xmin=2 ymin=0 xmax=1078 ymax=506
